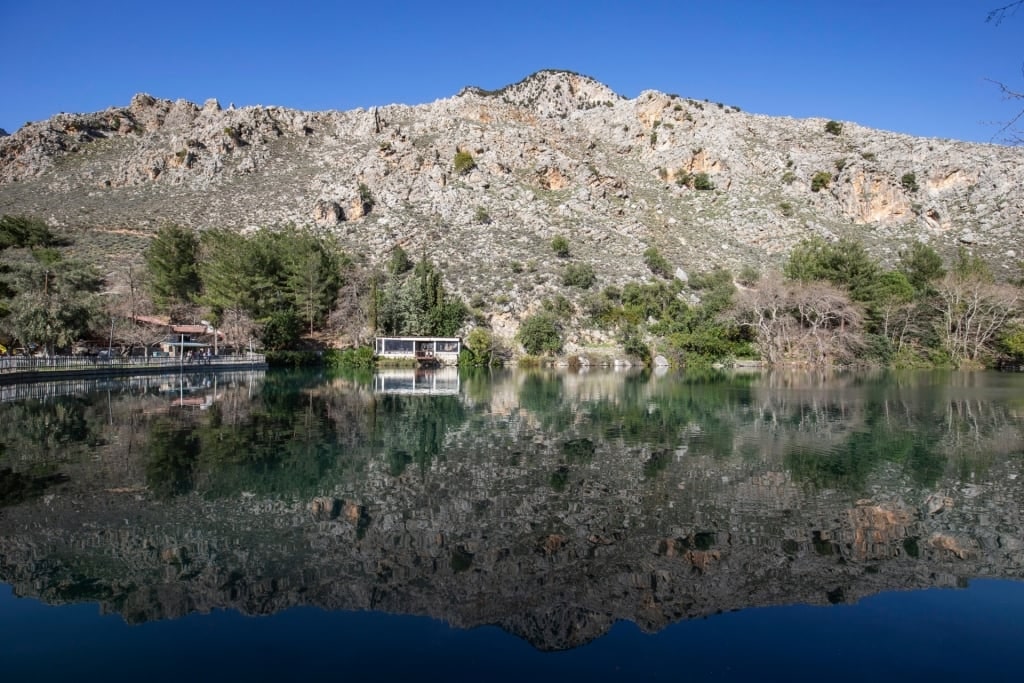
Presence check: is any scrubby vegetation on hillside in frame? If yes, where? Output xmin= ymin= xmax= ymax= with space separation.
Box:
xmin=1 ymin=214 xmax=1021 ymax=369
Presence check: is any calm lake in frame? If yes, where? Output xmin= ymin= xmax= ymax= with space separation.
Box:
xmin=1 ymin=367 xmax=1023 ymax=681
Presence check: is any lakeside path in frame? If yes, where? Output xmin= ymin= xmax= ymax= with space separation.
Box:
xmin=0 ymin=354 xmax=267 ymax=385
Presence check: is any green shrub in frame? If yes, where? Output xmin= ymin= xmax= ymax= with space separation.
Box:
xmin=518 ymin=312 xmax=562 ymax=355
xmin=675 ymin=172 xmax=693 ymax=188
xmin=542 ymin=294 xmax=574 ymax=317
xmin=453 ymin=150 xmax=476 ymax=175
xmin=643 ymin=246 xmax=672 ymax=278
xmin=264 ymin=350 xmax=322 ymax=367
xmin=473 ymin=206 xmax=492 ymax=224
xmin=834 ymin=158 xmax=847 ymax=172
xmin=901 ymin=172 xmax=919 ymax=192
xmin=781 ymin=171 xmax=796 ymax=185
xmin=737 ymin=265 xmax=760 ymax=286
xmin=779 ymin=201 xmax=795 ymax=217
xmin=562 ymin=262 xmax=596 ymax=289
xmin=825 ymin=120 xmax=843 ymax=135
xmin=325 ymin=346 xmax=375 ymax=368
xmin=693 ymin=172 xmax=715 ymax=191
xmin=618 ymin=325 xmax=651 ymax=364
xmin=551 ymin=234 xmax=570 ymax=258
xmin=358 ymin=182 xmax=375 ymax=213
xmin=463 ymin=328 xmax=497 ymax=366
xmin=811 ymin=171 xmax=832 ymax=192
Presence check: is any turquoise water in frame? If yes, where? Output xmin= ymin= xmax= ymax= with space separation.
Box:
xmin=1 ymin=367 xmax=1023 ymax=680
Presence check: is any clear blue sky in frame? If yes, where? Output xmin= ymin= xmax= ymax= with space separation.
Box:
xmin=2 ymin=0 xmax=1021 ymax=143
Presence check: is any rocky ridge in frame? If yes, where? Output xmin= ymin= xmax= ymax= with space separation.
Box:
xmin=1 ymin=70 xmax=1022 ymax=340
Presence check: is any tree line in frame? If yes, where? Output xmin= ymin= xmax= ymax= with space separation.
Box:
xmin=0 ymin=217 xmax=465 ymax=356
xmin=1 ymin=214 xmax=1021 ymax=368
xmin=518 ymin=238 xmax=1023 ymax=369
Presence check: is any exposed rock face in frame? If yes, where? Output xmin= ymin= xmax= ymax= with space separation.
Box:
xmin=0 ymin=69 xmax=1021 ymax=330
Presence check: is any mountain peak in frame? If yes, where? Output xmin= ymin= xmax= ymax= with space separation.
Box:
xmin=459 ymin=69 xmax=623 ymax=117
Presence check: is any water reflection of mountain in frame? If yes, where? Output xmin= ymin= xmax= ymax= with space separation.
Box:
xmin=1 ymin=368 xmax=1023 ymax=651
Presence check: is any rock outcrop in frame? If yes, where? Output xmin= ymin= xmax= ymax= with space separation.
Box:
xmin=1 ymin=69 xmax=1021 ymax=334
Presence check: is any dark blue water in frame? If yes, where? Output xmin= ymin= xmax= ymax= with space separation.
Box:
xmin=3 ymin=580 xmax=1023 ymax=682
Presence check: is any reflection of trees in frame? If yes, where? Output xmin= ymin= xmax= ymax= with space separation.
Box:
xmin=372 ymin=394 xmax=468 ymax=477
xmin=0 ymin=397 xmax=103 ymax=466
xmin=145 ymin=419 xmax=200 ymax=498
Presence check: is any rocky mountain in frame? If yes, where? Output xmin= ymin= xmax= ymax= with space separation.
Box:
xmin=1 ymin=70 xmax=1022 ymax=339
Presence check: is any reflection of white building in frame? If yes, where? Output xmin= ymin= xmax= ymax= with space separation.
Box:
xmin=373 ymin=368 xmax=461 ymax=395
xmin=374 ymin=337 xmax=461 ymax=365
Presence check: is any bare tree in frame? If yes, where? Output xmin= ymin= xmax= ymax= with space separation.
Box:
xmin=105 ymin=266 xmax=165 ymax=355
xmin=931 ymin=272 xmax=1022 ymax=365
xmin=729 ymin=275 xmax=864 ymax=366
xmin=987 ymin=1 xmax=1024 ymax=143
xmin=328 ymin=267 xmax=375 ymax=346
xmin=217 ymin=307 xmax=259 ymax=354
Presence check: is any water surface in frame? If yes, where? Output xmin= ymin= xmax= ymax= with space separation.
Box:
xmin=1 ymin=367 xmax=1023 ymax=680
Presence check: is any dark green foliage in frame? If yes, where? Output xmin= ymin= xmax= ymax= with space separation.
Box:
xmin=551 ymin=234 xmax=570 ymax=258
xmin=900 ymin=172 xmax=919 ymax=192
xmin=779 ymin=201 xmax=795 ymax=217
xmin=692 ymin=172 xmax=715 ymax=191
xmin=463 ymin=328 xmax=497 ymax=366
xmin=375 ymin=257 xmax=466 ymax=337
xmin=199 ymin=227 xmax=344 ymax=346
xmin=263 ymin=350 xmax=323 ymax=367
xmin=688 ymin=267 xmax=736 ymax=314
xmin=260 ymin=310 xmax=304 ymax=351
xmin=549 ymin=466 xmax=570 ymax=492
xmin=358 ymin=183 xmax=375 ymax=213
xmin=737 ymin=265 xmax=760 ymax=287
xmin=784 ymin=237 xmax=879 ymax=302
xmin=825 ymin=120 xmax=843 ymax=135
xmin=518 ymin=312 xmax=562 ymax=355
xmin=450 ymin=547 xmax=474 ymax=573
xmin=388 ymin=246 xmax=413 ymax=275
xmin=644 ymin=246 xmax=672 ymax=278
xmin=619 ymin=325 xmax=650 ymax=363
xmin=145 ymin=420 xmax=200 ymax=499
xmin=643 ymin=449 xmax=672 ymax=478
xmin=453 ymin=150 xmax=476 ymax=175
xmin=144 ymin=225 xmax=201 ymax=309
xmin=0 ymin=467 xmax=68 ymax=508
xmin=562 ymin=262 xmax=596 ymax=289
xmin=899 ymin=242 xmax=945 ymax=294
xmin=810 ymin=171 xmax=832 ymax=192
xmin=542 ymin=294 xmax=574 ymax=317
xmin=561 ymin=438 xmax=595 ymax=464
xmin=0 ymin=215 xmax=65 ymax=250
xmin=1 ymin=251 xmax=104 ymax=354
xmin=325 ymin=345 xmax=376 ymax=368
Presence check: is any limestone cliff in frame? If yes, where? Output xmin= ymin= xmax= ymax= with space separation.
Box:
xmin=1 ymin=70 xmax=1021 ymax=333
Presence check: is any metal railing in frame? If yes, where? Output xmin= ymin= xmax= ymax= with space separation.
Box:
xmin=0 ymin=353 xmax=267 ymax=379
